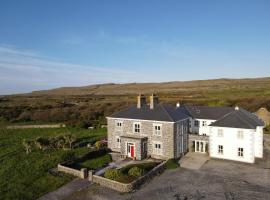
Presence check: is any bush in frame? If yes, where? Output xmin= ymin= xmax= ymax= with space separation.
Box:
xmin=94 ymin=141 xmax=105 ymax=150
xmin=120 ymin=162 xmax=157 ymax=174
xmin=165 ymin=159 xmax=179 ymax=169
xmin=104 ymin=168 xmax=123 ymax=180
xmin=128 ymin=166 xmax=145 ymax=178
xmin=35 ymin=137 xmax=50 ymax=149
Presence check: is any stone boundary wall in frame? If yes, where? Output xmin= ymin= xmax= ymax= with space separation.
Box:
xmin=90 ymin=161 xmax=166 ymax=193
xmin=6 ymin=124 xmax=66 ymax=129
xmin=58 ymin=164 xmax=88 ymax=179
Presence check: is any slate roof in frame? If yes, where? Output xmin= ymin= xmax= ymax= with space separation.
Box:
xmin=182 ymin=105 xmax=234 ymax=120
xmin=210 ymin=108 xmax=265 ymax=129
xmin=109 ymin=104 xmax=189 ymax=122
xmin=109 ymin=103 xmax=264 ymax=129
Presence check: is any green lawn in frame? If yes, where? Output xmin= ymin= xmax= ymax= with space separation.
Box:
xmin=69 ymin=154 xmax=112 ymax=170
xmin=0 ymin=127 xmax=106 ymax=200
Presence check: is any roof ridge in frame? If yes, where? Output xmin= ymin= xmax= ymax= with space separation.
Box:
xmin=234 ymin=111 xmax=255 ymax=129
xmin=238 ymin=109 xmax=262 ymax=127
xmin=161 ymin=104 xmax=174 ymax=122
xmin=211 ymin=109 xmax=256 ymax=129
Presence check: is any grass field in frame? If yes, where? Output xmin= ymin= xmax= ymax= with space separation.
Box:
xmin=0 ymin=127 xmax=106 ymax=200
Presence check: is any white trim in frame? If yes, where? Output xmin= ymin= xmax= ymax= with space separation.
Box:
xmin=133 ymin=122 xmax=141 ymax=134
xmin=153 ymin=123 xmax=162 ymax=137
xmin=126 ymin=142 xmax=135 ymax=158
xmin=152 ymin=141 xmax=163 ymax=155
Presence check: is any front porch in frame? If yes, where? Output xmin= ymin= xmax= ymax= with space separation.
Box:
xmin=189 ymin=134 xmax=209 ymax=154
xmin=120 ymin=135 xmax=148 ymax=160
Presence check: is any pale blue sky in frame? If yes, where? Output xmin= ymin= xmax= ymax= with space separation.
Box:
xmin=0 ymin=0 xmax=270 ymax=94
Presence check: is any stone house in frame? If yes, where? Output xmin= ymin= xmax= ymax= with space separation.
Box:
xmin=107 ymin=95 xmax=265 ymax=163
xmin=107 ymin=94 xmax=189 ymax=160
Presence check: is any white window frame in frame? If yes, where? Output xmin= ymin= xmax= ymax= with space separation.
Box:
xmin=116 ymin=136 xmax=121 ymax=148
xmin=115 ymin=121 xmax=123 ymax=131
xmin=194 ymin=120 xmax=199 ymax=127
xmin=218 ymin=145 xmax=223 ymax=155
xmin=217 ymin=129 xmax=223 ymax=137
xmin=238 ymin=147 xmax=244 ymax=157
xmin=133 ymin=122 xmax=141 ymax=134
xmin=237 ymin=130 xmax=244 ymax=140
xmin=153 ymin=124 xmax=162 ymax=136
xmin=153 ymin=141 xmax=162 ymax=155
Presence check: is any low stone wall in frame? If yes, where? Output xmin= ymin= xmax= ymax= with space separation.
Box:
xmin=58 ymin=164 xmax=88 ymax=179
xmin=90 ymin=161 xmax=166 ymax=193
xmin=6 ymin=124 xmax=66 ymax=129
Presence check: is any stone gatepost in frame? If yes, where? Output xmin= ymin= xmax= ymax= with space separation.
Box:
xmin=88 ymin=170 xmax=94 ymax=181
xmin=80 ymin=168 xmax=88 ymax=179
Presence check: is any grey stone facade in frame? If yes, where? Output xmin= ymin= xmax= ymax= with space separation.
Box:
xmin=107 ymin=117 xmax=189 ymax=160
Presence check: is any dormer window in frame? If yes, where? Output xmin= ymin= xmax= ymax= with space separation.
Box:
xmin=134 ymin=122 xmax=141 ymax=133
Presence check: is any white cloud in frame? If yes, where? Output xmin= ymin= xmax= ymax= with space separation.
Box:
xmin=0 ymin=45 xmax=146 ymax=95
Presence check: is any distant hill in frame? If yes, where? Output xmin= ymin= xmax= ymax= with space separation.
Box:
xmin=28 ymin=77 xmax=270 ymax=96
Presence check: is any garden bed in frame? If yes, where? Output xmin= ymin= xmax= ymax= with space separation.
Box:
xmin=101 ymin=161 xmax=160 ymax=183
xmin=91 ymin=161 xmax=166 ymax=193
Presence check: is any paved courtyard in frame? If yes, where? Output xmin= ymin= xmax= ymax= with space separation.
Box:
xmin=180 ymin=152 xmax=209 ymax=170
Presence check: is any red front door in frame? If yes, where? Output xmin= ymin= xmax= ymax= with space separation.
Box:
xmin=130 ymin=145 xmax=134 ymax=158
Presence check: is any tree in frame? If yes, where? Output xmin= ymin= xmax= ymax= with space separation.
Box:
xmin=22 ymin=139 xmax=33 ymax=154
xmin=64 ymin=134 xmax=77 ymax=149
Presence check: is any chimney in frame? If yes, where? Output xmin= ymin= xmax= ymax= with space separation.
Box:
xmin=150 ymin=94 xmax=158 ymax=109
xmin=137 ymin=94 xmax=146 ymax=109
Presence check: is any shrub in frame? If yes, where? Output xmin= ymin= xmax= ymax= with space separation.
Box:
xmin=22 ymin=139 xmax=34 ymax=154
xmin=128 ymin=166 xmax=145 ymax=178
xmin=35 ymin=137 xmax=50 ymax=150
xmin=104 ymin=168 xmax=122 ymax=180
xmin=165 ymin=159 xmax=179 ymax=169
xmin=120 ymin=162 xmax=157 ymax=174
xmin=94 ymin=141 xmax=104 ymax=150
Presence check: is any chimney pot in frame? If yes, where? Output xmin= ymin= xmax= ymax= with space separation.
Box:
xmin=150 ymin=94 xmax=158 ymax=109
xmin=137 ymin=94 xmax=146 ymax=109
